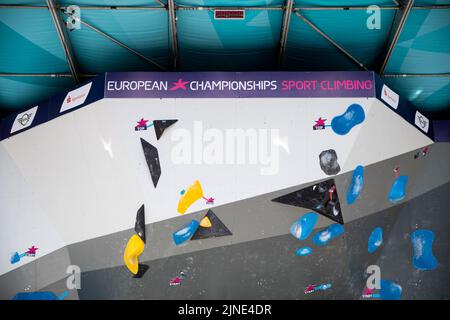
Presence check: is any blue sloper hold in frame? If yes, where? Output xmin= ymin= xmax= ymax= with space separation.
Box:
xmin=290 ymin=212 xmax=318 ymax=240
xmin=368 ymin=227 xmax=383 ymax=253
xmin=312 ymin=224 xmax=344 ymax=247
xmin=12 ymin=291 xmax=64 ymax=300
xmin=295 ymin=247 xmax=313 ymax=257
xmin=388 ymin=176 xmax=408 ymax=203
xmin=347 ymin=165 xmax=364 ymax=205
xmin=380 ymin=280 xmax=402 ymax=300
xmin=173 ymin=220 xmax=200 ymax=246
xmin=331 ymin=104 xmax=365 ymax=135
xmin=411 ymin=230 xmax=438 ymax=270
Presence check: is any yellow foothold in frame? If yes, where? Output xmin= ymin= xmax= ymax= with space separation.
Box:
xmin=200 ymin=216 xmax=212 ymax=228
xmin=177 ymin=180 xmax=204 ymax=214
xmin=123 ymin=234 xmax=145 ymax=275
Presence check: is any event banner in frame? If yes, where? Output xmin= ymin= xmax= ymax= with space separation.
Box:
xmin=104 ymin=71 xmax=375 ymax=99
xmin=0 ymin=71 xmax=435 ymax=141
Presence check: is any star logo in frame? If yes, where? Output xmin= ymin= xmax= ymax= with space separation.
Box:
xmin=315 ymin=117 xmax=327 ymax=126
xmin=170 ymin=79 xmax=189 ymax=91
xmin=203 ymin=197 xmax=215 ymax=204
xmin=26 ymin=246 xmax=38 ymax=255
xmin=135 ymin=118 xmax=150 ymax=130
xmin=313 ymin=117 xmax=327 ymax=130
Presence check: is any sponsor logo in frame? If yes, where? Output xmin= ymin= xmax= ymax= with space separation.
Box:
xmin=170 ymin=79 xmax=189 ymax=91
xmin=11 ymin=106 xmax=38 ymax=134
xmin=60 ymin=82 xmax=92 ymax=113
xmin=304 ymin=283 xmax=332 ymax=294
xmin=313 ymin=117 xmax=327 ymax=130
xmin=381 ymin=84 xmax=399 ymax=109
xmin=362 ymin=287 xmax=381 ymax=299
xmin=415 ymin=110 xmax=429 ymax=133
xmin=10 ymin=245 xmax=38 ymax=264
xmin=135 ymin=118 xmax=152 ymax=131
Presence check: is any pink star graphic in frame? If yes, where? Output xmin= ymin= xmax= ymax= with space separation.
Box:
xmin=170 ymin=79 xmax=189 ymax=91
xmin=26 ymin=246 xmax=38 ymax=255
xmin=203 ymin=197 xmax=215 ymax=204
xmin=136 ymin=118 xmax=149 ymax=127
xmin=363 ymin=287 xmax=373 ymax=295
xmin=315 ymin=117 xmax=327 ymax=126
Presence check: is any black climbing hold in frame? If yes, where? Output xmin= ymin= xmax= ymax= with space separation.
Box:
xmin=133 ymin=264 xmax=149 ymax=279
xmin=134 ymin=204 xmax=146 ymax=244
xmin=191 ymin=209 xmax=232 ymax=240
xmin=140 ymin=138 xmax=161 ymax=188
xmin=153 ymin=120 xmax=178 ymax=140
xmin=319 ymin=149 xmax=341 ymax=175
xmin=272 ymin=179 xmax=344 ymax=224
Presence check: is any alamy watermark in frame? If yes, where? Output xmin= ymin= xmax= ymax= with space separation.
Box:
xmin=170 ymin=121 xmax=288 ymax=176
xmin=366 ymin=5 xmax=381 ymax=30
xmin=66 ymin=265 xmax=81 ymax=290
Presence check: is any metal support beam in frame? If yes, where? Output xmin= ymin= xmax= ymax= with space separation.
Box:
xmin=294 ymin=6 xmax=399 ymax=11
xmin=168 ymin=0 xmax=179 ymax=71
xmin=383 ymin=73 xmax=450 ymax=78
xmin=294 ymin=11 xmax=369 ymax=71
xmin=176 ymin=6 xmax=283 ymax=11
xmin=61 ymin=13 xmax=169 ymax=72
xmin=379 ymin=0 xmax=414 ymax=75
xmin=1 ymin=4 xmax=449 ymax=10
xmin=47 ymin=0 xmax=80 ymax=84
xmin=277 ymin=0 xmax=294 ymax=68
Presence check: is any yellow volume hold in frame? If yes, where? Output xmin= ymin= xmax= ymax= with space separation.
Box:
xmin=200 ymin=216 xmax=212 ymax=228
xmin=123 ymin=234 xmax=145 ymax=275
xmin=177 ymin=180 xmax=204 ymax=214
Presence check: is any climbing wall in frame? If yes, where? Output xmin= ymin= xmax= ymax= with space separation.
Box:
xmin=0 ymin=71 xmax=447 ymax=300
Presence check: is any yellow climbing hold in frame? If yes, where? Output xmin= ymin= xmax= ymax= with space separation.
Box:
xmin=177 ymin=180 xmax=204 ymax=214
xmin=123 ymin=234 xmax=145 ymax=275
xmin=200 ymin=216 xmax=212 ymax=228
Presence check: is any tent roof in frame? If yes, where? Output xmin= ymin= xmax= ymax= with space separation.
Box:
xmin=1 ymin=0 xmax=449 ymax=118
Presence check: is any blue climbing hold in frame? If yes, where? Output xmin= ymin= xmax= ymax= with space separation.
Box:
xmin=290 ymin=212 xmax=318 ymax=240
xmin=388 ymin=176 xmax=408 ymax=203
xmin=12 ymin=291 xmax=60 ymax=300
xmin=331 ymin=104 xmax=365 ymax=135
xmin=10 ymin=252 xmax=20 ymax=264
xmin=180 ymin=189 xmax=185 ymax=195
xmin=380 ymin=280 xmax=402 ymax=300
xmin=173 ymin=220 xmax=200 ymax=246
xmin=411 ymin=230 xmax=437 ymax=270
xmin=295 ymin=247 xmax=313 ymax=257
xmin=347 ymin=165 xmax=364 ymax=205
xmin=368 ymin=227 xmax=383 ymax=253
xmin=312 ymin=224 xmax=344 ymax=247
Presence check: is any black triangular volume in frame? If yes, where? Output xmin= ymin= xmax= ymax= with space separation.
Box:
xmin=191 ymin=209 xmax=232 ymax=240
xmin=271 ymin=179 xmax=344 ymax=224
xmin=140 ymin=138 xmax=161 ymax=188
xmin=153 ymin=120 xmax=178 ymax=140
xmin=134 ymin=204 xmax=146 ymax=244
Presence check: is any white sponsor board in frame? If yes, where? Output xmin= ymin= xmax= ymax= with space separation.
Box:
xmin=11 ymin=106 xmax=38 ymax=134
xmin=60 ymin=82 xmax=92 ymax=113
xmin=415 ymin=110 xmax=430 ymax=133
xmin=381 ymin=84 xmax=399 ymax=110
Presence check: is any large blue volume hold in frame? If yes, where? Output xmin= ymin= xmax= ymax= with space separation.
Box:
xmin=331 ymin=104 xmax=365 ymax=135
xmin=411 ymin=230 xmax=438 ymax=270
xmin=388 ymin=175 xmax=408 ymax=203
xmin=347 ymin=165 xmax=364 ymax=205
xmin=290 ymin=212 xmax=318 ymax=240
xmin=173 ymin=220 xmax=200 ymax=246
